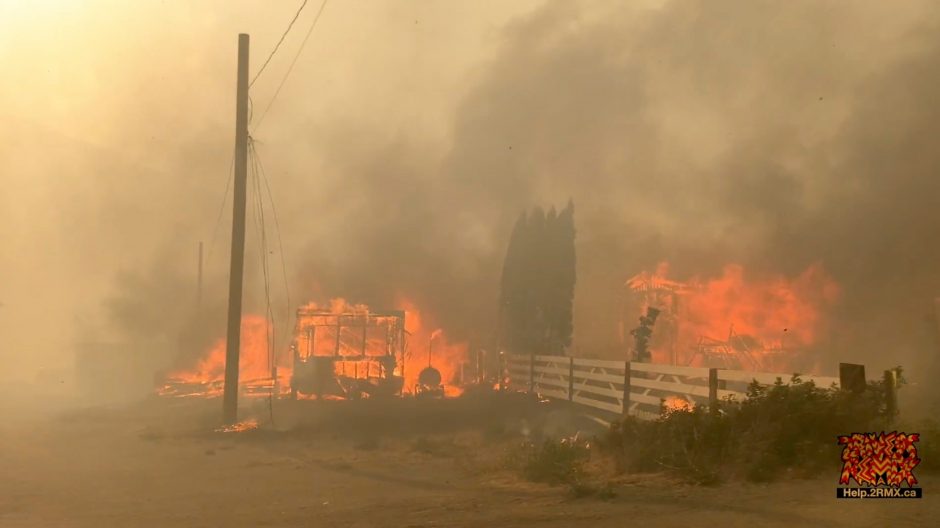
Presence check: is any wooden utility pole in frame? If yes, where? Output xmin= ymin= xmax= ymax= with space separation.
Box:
xmin=222 ymin=33 xmax=250 ymax=425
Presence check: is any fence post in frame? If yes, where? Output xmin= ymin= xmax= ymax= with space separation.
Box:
xmin=708 ymin=368 xmax=719 ymax=413
xmin=568 ymin=357 xmax=575 ymax=401
xmin=622 ymin=361 xmax=632 ymax=417
xmin=884 ymin=369 xmax=899 ymax=421
xmin=839 ymin=363 xmax=867 ymax=394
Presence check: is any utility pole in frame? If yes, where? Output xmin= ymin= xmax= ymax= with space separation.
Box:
xmin=223 ymin=33 xmax=250 ymax=425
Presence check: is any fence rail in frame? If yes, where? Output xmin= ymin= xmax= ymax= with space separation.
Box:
xmin=502 ymin=354 xmax=851 ymax=422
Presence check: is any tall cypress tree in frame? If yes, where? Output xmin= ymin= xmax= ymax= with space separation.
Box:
xmin=499 ymin=212 xmax=527 ymax=353
xmin=542 ymin=206 xmax=563 ymax=354
xmin=498 ymin=202 xmax=576 ymax=356
xmin=556 ymin=200 xmax=576 ymax=352
xmin=523 ymin=207 xmax=547 ymax=355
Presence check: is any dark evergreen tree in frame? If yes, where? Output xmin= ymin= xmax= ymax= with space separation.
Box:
xmin=499 ymin=212 xmax=527 ymax=354
xmin=523 ymin=207 xmax=547 ymax=355
xmin=498 ymin=202 xmax=576 ymax=356
xmin=556 ymin=200 xmax=576 ymax=351
xmin=541 ymin=206 xmax=563 ymax=354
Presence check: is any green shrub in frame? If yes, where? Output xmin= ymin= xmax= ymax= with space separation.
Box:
xmin=603 ymin=375 xmax=896 ymax=484
xmin=611 ymin=407 xmax=728 ymax=485
xmin=521 ymin=438 xmax=590 ymax=485
xmin=508 ymin=437 xmax=619 ymax=498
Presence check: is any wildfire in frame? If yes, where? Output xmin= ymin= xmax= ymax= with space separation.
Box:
xmin=397 ymin=297 xmax=467 ymax=396
xmin=158 ymin=297 xmax=468 ymax=399
xmin=158 ymin=314 xmax=291 ymax=398
xmin=662 ymin=396 xmax=694 ymax=414
xmin=627 ymin=262 xmax=839 ymax=372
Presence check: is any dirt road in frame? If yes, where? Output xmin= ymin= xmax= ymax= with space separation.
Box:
xmin=0 ymin=396 xmax=935 ymax=527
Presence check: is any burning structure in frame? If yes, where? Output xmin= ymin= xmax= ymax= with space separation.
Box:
xmin=157 ymin=315 xmax=290 ymax=399
xmin=157 ymin=298 xmax=469 ymax=400
xmin=289 ymin=299 xmax=464 ymax=399
xmin=622 ymin=264 xmax=689 ymax=365
xmin=622 ymin=262 xmax=839 ymax=373
xmin=290 ymin=302 xmax=406 ymax=400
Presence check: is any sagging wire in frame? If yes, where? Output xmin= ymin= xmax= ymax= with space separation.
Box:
xmin=247 ymin=137 xmax=295 ymax=427
xmin=253 ymin=0 xmax=330 ymax=132
xmin=207 ymin=149 xmax=236 ymax=268
xmin=249 ymin=0 xmax=310 ymax=90
xmin=248 ymin=136 xmax=277 ymax=427
xmin=250 ymin=137 xmax=293 ymax=324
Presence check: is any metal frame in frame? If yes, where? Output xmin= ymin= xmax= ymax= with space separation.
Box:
xmin=291 ymin=308 xmax=407 ymax=398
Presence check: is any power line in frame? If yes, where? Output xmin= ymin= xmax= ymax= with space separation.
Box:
xmin=207 ymin=150 xmax=236 ymax=266
xmin=248 ymin=137 xmax=277 ymax=426
xmin=250 ymin=141 xmax=274 ymax=351
xmin=251 ymin=139 xmax=293 ymax=323
xmin=247 ymin=138 xmax=295 ymax=429
xmin=249 ymin=0 xmax=310 ymax=89
xmin=254 ymin=0 xmax=330 ymax=131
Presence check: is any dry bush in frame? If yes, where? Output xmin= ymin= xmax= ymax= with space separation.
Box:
xmin=600 ymin=375 xmax=899 ymax=484
xmin=502 ymin=435 xmax=615 ymax=498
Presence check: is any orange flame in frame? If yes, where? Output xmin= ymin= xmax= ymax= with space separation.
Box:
xmin=158 ymin=314 xmax=291 ymax=398
xmin=662 ymin=396 xmax=694 ymax=414
xmin=628 ymin=262 xmax=839 ymax=372
xmin=397 ymin=296 xmax=467 ymax=396
xmin=216 ymin=418 xmax=259 ymax=433
xmin=159 ymin=297 xmax=467 ymax=399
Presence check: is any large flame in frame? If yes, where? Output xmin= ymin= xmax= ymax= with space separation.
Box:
xmin=627 ymin=262 xmax=839 ymax=372
xmin=397 ymin=296 xmax=467 ymax=397
xmin=294 ymin=298 xmax=402 ymax=360
xmin=158 ymin=297 xmax=468 ymax=398
xmin=158 ymin=314 xmax=291 ymax=398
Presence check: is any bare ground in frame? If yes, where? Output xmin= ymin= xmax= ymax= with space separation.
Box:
xmin=0 ymin=393 xmax=935 ymax=528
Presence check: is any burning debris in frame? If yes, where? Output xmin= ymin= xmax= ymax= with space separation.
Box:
xmin=156 ymin=297 xmax=469 ymax=401
xmin=215 ymin=418 xmax=259 ymax=434
xmin=157 ymin=315 xmax=290 ymax=399
xmin=290 ymin=301 xmax=406 ymax=400
xmin=624 ymin=262 xmax=840 ymax=373
xmin=661 ymin=396 xmax=694 ymax=415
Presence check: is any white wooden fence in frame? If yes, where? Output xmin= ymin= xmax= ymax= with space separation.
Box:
xmin=502 ymin=354 xmax=843 ymax=422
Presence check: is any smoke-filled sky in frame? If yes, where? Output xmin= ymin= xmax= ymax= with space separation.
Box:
xmin=2 ymin=0 xmax=940 ymax=400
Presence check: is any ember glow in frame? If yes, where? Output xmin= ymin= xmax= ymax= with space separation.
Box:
xmin=627 ymin=262 xmax=840 ymax=372
xmin=662 ymin=396 xmax=693 ymax=414
xmin=215 ymin=419 xmax=259 ymax=433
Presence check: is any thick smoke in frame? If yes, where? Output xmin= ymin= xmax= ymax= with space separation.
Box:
xmin=295 ymin=0 xmax=940 ymax=396
xmin=302 ymin=0 xmax=940 ymax=370
xmin=3 ymin=1 xmax=940 ymax=408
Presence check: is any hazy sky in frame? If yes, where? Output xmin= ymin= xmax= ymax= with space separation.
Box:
xmin=3 ymin=0 xmax=940 ymax=405
xmin=0 ymin=0 xmax=548 ymax=381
